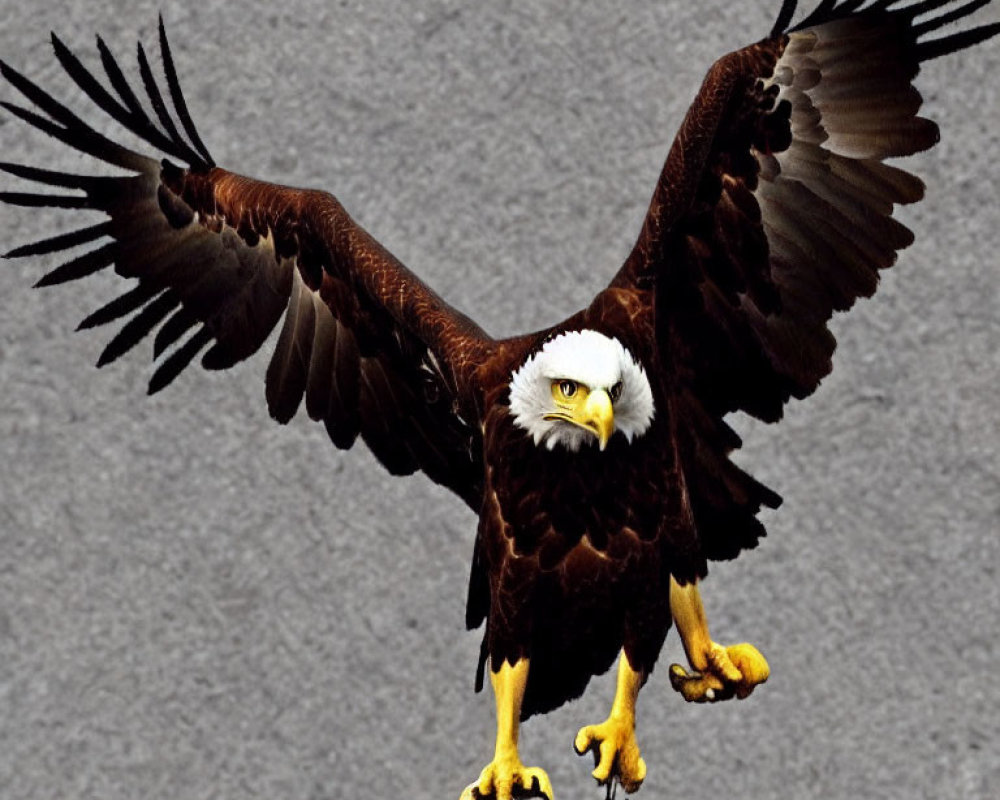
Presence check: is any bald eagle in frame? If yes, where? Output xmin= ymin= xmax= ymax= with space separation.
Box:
xmin=1 ymin=1 xmax=997 ymax=798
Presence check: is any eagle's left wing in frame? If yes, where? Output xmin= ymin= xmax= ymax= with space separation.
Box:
xmin=610 ymin=0 xmax=999 ymax=573
xmin=0 ymin=20 xmax=493 ymax=510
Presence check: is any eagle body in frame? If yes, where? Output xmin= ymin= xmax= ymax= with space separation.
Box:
xmin=2 ymin=1 xmax=997 ymax=797
xmin=473 ymin=288 xmax=684 ymax=718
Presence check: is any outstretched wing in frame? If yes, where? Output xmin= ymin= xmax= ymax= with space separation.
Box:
xmin=611 ymin=0 xmax=999 ymax=568
xmin=0 ymin=19 xmax=493 ymax=510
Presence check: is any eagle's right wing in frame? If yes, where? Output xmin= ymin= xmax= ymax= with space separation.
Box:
xmin=0 ymin=19 xmax=493 ymax=510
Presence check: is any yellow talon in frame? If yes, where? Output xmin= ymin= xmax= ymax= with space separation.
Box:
xmin=460 ymin=756 xmax=553 ymax=800
xmin=669 ymin=642 xmax=769 ymax=703
xmin=668 ymin=577 xmax=769 ymax=703
xmin=575 ymin=718 xmax=647 ymax=793
xmin=463 ymin=658 xmax=553 ymax=800
xmin=574 ymin=651 xmax=647 ymax=793
xmin=726 ymin=642 xmax=770 ymax=697
xmin=707 ymin=642 xmax=744 ymax=683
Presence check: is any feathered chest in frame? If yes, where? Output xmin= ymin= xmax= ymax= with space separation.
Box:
xmin=482 ymin=405 xmax=675 ymax=571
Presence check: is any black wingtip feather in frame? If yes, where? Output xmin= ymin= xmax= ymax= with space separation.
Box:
xmin=50 ymin=30 xmax=108 ymax=107
xmin=794 ymin=0 xmax=839 ymax=30
xmin=0 ymin=96 xmax=149 ymax=173
xmin=153 ymin=307 xmax=199 ymax=358
xmin=201 ymin=342 xmax=241 ymax=372
xmin=912 ymin=0 xmax=993 ymax=38
xmin=791 ymin=0 xmax=1000 ymax=48
xmin=52 ymin=25 xmax=204 ymax=167
xmin=96 ymin=34 xmax=146 ymax=119
xmin=135 ymin=40 xmax=185 ymax=152
xmin=157 ymin=17 xmax=214 ymax=168
xmin=3 ymin=24 xmax=210 ymax=173
xmin=96 ymin=290 xmax=180 ymax=368
xmin=900 ymin=0 xmax=961 ymax=19
xmin=32 ymin=242 xmax=116 ymax=287
xmin=5 ymin=222 xmax=111 ymax=260
xmin=0 ymin=53 xmax=85 ymax=130
xmin=77 ymin=282 xmax=160 ymax=331
xmin=147 ymin=327 xmax=213 ymax=395
xmin=916 ymin=21 xmax=1000 ymax=60
xmin=0 ymin=191 xmax=89 ymax=209
xmin=772 ymin=0 xmax=799 ymax=37
xmin=0 ymin=160 xmax=95 ymax=190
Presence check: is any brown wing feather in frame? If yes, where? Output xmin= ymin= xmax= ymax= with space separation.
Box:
xmin=612 ymin=0 xmax=1000 ymax=564
xmin=0 ymin=22 xmax=492 ymax=509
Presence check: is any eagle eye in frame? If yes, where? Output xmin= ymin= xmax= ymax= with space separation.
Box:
xmin=609 ymin=381 xmax=623 ymax=403
xmin=556 ymin=379 xmax=578 ymax=399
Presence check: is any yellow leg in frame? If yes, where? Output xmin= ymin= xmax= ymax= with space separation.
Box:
xmin=461 ymin=658 xmax=553 ymax=800
xmin=574 ymin=650 xmax=647 ymax=793
xmin=668 ymin=576 xmax=770 ymax=703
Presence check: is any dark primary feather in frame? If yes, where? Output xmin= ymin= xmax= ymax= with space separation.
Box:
xmin=0 ymin=22 xmax=492 ymax=510
xmin=156 ymin=16 xmax=214 ymax=167
xmin=613 ymin=0 xmax=998 ymax=564
xmin=4 ymin=219 xmax=111 ymax=258
xmin=771 ymin=0 xmax=801 ymax=37
xmin=49 ymin=31 xmax=205 ymax=168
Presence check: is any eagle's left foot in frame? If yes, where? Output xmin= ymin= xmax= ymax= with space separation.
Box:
xmin=574 ymin=717 xmax=647 ymax=793
xmin=669 ymin=641 xmax=769 ymax=703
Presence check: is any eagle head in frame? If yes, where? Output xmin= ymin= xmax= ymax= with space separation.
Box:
xmin=509 ymin=329 xmax=654 ymax=452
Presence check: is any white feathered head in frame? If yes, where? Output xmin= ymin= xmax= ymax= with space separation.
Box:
xmin=509 ymin=330 xmax=655 ymax=452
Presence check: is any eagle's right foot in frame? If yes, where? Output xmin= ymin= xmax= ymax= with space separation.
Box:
xmin=459 ymin=754 xmax=553 ymax=800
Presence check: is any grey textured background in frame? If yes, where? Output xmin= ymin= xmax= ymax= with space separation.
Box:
xmin=1 ymin=1 xmax=998 ymax=798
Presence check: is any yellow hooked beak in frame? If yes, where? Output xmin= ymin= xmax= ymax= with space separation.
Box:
xmin=545 ymin=380 xmax=615 ymax=451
